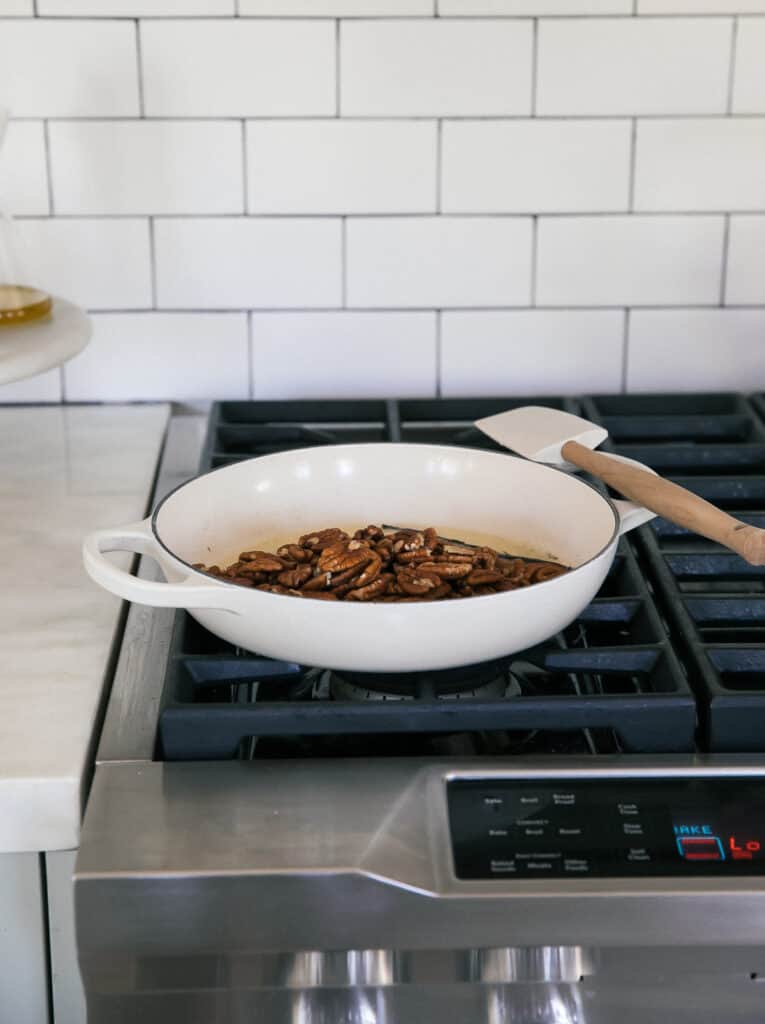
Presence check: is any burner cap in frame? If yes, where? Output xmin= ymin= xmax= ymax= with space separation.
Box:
xmin=329 ymin=658 xmax=518 ymax=702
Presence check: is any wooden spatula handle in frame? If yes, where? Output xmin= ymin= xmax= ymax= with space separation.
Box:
xmin=562 ymin=440 xmax=765 ymax=566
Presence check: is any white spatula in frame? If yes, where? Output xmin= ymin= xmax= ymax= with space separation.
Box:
xmin=476 ymin=405 xmax=765 ymax=566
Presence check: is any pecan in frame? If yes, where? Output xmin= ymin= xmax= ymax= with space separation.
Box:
xmin=255 ymin=583 xmax=288 ymax=594
xmin=473 ymin=546 xmax=498 ymax=570
xmin=347 ymin=538 xmax=371 ymax=552
xmin=240 ymin=553 xmax=285 ymax=573
xmin=277 ymin=544 xmax=312 ymax=563
xmin=434 ymin=551 xmax=475 ymax=563
xmin=300 ymin=590 xmax=339 ymax=601
xmin=327 ymin=565 xmax=364 ymax=590
xmin=423 ymin=527 xmax=438 ymax=550
xmin=528 ymin=562 xmax=567 ymax=583
xmin=397 ymin=568 xmax=441 ymax=596
xmin=345 ymin=574 xmax=392 ymax=602
xmin=466 ymin=569 xmax=504 ymax=586
xmin=353 ymin=552 xmax=383 ymax=588
xmin=277 ymin=565 xmax=313 ymax=588
xmin=227 ymin=576 xmax=255 ymax=587
xmin=395 ymin=549 xmax=433 ymax=564
xmin=423 ymin=582 xmax=452 ymax=601
xmin=417 ymin=560 xmax=472 ymax=579
xmin=299 ymin=528 xmax=349 ymax=551
xmin=302 ymin=571 xmax=332 ymax=591
xmin=318 ymin=544 xmax=372 ymax=574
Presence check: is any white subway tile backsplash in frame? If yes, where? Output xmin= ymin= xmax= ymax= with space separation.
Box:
xmin=340 ymin=20 xmax=532 ymax=117
xmin=48 ymin=121 xmax=243 ymax=215
xmin=18 ymin=219 xmax=152 ymax=310
xmin=0 ymin=0 xmax=33 ymax=14
xmin=39 ymin=0 xmax=234 ymax=13
xmin=537 ymin=17 xmax=731 ymax=115
xmin=442 ymin=120 xmax=630 ymax=214
xmin=441 ymin=311 xmax=624 ymax=396
xmin=347 ymin=217 xmax=532 ymax=308
xmin=726 ymin=216 xmax=765 ymax=304
xmin=439 ymin=0 xmax=629 ymax=11
xmin=142 ymin=19 xmax=335 ymax=117
xmin=733 ymin=18 xmax=765 ymax=114
xmin=242 ymin=1 xmax=432 ymax=12
xmin=0 ymin=21 xmax=139 ymax=117
xmin=536 ymin=215 xmax=725 ymax=306
xmin=0 ymin=122 xmax=49 ymax=217
xmin=628 ymin=309 xmax=765 ymax=391
xmin=64 ymin=313 xmax=249 ymax=401
xmin=635 ymin=119 xmax=765 ymax=212
xmin=250 ymin=312 xmax=436 ymax=398
xmin=155 ymin=218 xmax=342 ymax=308
xmin=0 ymin=370 xmax=62 ymax=404
xmin=639 ymin=1 xmax=765 ymax=11
xmin=247 ymin=121 xmax=437 ymax=215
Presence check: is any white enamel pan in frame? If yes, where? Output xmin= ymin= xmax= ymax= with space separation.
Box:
xmin=82 ymin=442 xmax=655 ymax=673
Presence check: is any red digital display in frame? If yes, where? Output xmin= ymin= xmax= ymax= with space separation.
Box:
xmin=729 ymin=836 xmax=763 ymax=860
xmin=678 ymin=836 xmax=724 ymax=861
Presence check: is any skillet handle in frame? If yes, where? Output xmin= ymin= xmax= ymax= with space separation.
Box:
xmin=591 ymin=453 xmax=658 ymax=536
xmin=82 ymin=519 xmax=241 ymax=611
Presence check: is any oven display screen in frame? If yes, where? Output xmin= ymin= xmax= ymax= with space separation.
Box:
xmin=447 ymin=778 xmax=765 ymax=879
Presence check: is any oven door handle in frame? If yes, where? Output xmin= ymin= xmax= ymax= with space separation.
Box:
xmin=82 ymin=519 xmax=242 ymax=612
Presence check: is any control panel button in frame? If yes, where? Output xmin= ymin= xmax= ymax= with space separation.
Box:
xmin=626 ymin=848 xmax=651 ymax=863
xmin=618 ymin=802 xmax=640 ymax=817
xmin=623 ymin=822 xmax=644 ymax=837
xmin=564 ymin=858 xmax=591 ymax=873
xmin=677 ymin=836 xmax=724 ymax=861
xmin=490 ymin=859 xmax=517 ymax=874
xmin=488 ymin=828 xmax=509 ymax=838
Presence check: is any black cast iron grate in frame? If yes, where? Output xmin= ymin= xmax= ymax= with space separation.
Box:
xmin=582 ymin=393 xmax=765 ymax=752
xmin=156 ymin=397 xmax=696 ymax=762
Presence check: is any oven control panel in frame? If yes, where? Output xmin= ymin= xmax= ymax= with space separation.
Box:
xmin=447 ymin=777 xmax=765 ymax=879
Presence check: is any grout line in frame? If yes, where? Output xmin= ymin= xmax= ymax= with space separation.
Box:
xmin=530 ymin=216 xmax=538 ymax=306
xmin=42 ymin=120 xmax=55 ymax=215
xmin=148 ymin=217 xmax=158 ymax=309
xmin=59 ymin=364 xmax=67 ymax=403
xmin=435 ymin=310 xmax=442 ymax=398
xmin=628 ymin=118 xmax=637 ymax=212
xmin=9 ymin=113 xmax=765 ymax=123
xmin=240 ymin=119 xmax=249 ymax=213
xmin=341 ymin=217 xmax=347 ymax=308
xmin=0 ymin=12 xmax=754 ymax=19
xmin=530 ymin=18 xmax=538 ymax=117
xmin=335 ymin=19 xmax=341 ymax=117
xmin=134 ymin=19 xmax=145 ymax=118
xmin=247 ymin=311 xmax=254 ymax=399
xmin=726 ymin=17 xmax=739 ymax=115
xmin=720 ymin=213 xmax=731 ymax=305
xmin=621 ymin=309 xmax=629 ymax=393
xmin=435 ymin=119 xmax=442 ymax=214
xmin=83 ymin=303 xmax=765 ymax=315
xmin=14 ymin=211 xmax=750 ymax=221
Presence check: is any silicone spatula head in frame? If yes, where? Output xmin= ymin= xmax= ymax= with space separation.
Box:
xmin=475 ymin=406 xmax=609 ymax=467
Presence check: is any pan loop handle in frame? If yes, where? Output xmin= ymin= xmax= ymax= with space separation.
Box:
xmin=602 ymin=454 xmax=658 ymax=536
xmin=82 ymin=518 xmax=241 ymax=612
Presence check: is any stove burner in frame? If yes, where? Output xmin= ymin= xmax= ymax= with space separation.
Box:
xmin=328 ymin=660 xmax=520 ymax=702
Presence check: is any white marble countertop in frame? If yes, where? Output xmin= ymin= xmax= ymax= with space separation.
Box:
xmin=0 ymin=404 xmax=169 ymax=853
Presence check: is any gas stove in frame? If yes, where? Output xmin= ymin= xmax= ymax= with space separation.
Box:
xmin=76 ymin=394 xmax=765 ymax=1024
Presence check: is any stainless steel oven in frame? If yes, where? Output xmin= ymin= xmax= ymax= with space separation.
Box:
xmin=75 ymin=396 xmax=765 ymax=1023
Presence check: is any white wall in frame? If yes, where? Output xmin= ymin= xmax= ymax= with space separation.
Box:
xmin=0 ymin=1 xmax=764 ymax=402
